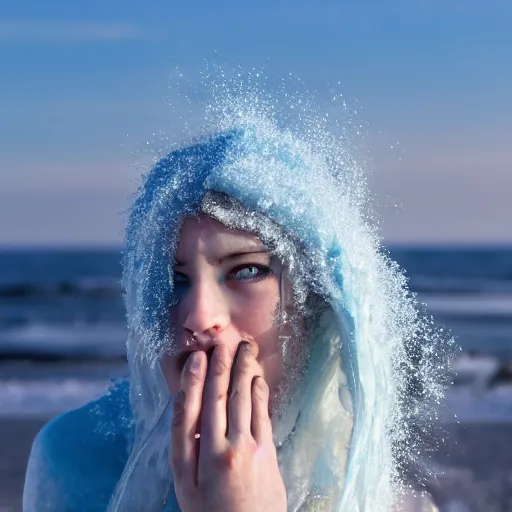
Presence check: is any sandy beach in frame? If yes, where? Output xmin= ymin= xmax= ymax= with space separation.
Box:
xmin=1 ymin=418 xmax=511 ymax=511
xmin=430 ymin=423 xmax=512 ymax=511
xmin=0 ymin=417 xmax=47 ymax=512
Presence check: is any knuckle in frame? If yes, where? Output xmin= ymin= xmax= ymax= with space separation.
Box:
xmin=229 ymin=387 xmax=244 ymax=401
xmin=172 ymin=407 xmax=185 ymax=427
xmin=172 ymin=390 xmax=186 ymax=426
xmin=246 ymin=435 xmax=258 ymax=451
xmin=238 ymin=353 xmax=253 ymax=373
xmin=183 ymin=352 xmax=203 ymax=382
xmin=185 ymin=366 xmax=202 ymax=385
xmin=252 ymin=377 xmax=269 ymax=401
xmin=215 ymin=390 xmax=228 ymax=403
xmin=212 ymin=353 xmax=231 ymax=376
xmin=238 ymin=343 xmax=256 ymax=365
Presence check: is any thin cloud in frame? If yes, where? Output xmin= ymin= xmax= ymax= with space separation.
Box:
xmin=0 ymin=20 xmax=144 ymax=43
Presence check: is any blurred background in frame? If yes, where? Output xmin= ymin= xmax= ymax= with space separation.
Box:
xmin=0 ymin=1 xmax=511 ymax=511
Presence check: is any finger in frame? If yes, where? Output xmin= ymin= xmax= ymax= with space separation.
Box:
xmin=227 ymin=341 xmax=261 ymax=440
xmin=200 ymin=344 xmax=232 ymax=452
xmin=171 ymin=350 xmax=206 ymax=485
xmin=251 ymin=376 xmax=273 ymax=444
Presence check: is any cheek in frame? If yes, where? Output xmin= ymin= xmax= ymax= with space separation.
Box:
xmin=169 ymin=303 xmax=183 ymax=330
xmin=231 ymin=286 xmax=284 ymax=392
xmin=168 ymin=304 xmax=188 ymax=352
xmin=231 ymin=281 xmax=280 ymax=334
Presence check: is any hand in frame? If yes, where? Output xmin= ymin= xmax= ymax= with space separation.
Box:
xmin=170 ymin=342 xmax=287 ymax=512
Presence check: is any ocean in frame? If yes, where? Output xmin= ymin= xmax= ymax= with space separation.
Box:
xmin=0 ymin=247 xmax=511 ymax=420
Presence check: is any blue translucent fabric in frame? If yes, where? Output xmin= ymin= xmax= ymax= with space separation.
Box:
xmin=23 ymin=126 xmax=442 ymax=511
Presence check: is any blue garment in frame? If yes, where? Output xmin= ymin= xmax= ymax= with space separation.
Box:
xmin=24 ymin=381 xmax=132 ymax=511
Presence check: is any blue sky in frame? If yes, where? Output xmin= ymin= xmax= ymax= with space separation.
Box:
xmin=1 ymin=1 xmax=511 ymax=245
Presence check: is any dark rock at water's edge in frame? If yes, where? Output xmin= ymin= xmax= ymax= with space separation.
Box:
xmin=489 ymin=363 xmax=512 ymax=387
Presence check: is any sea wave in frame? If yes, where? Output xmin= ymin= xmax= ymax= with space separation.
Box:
xmin=2 ymin=276 xmax=511 ymax=299
xmin=1 ymin=373 xmax=511 ymax=422
xmin=0 ymin=323 xmax=127 ymax=360
xmin=409 ymin=275 xmax=512 ymax=295
xmin=0 ymin=278 xmax=122 ymax=299
xmin=443 ymin=384 xmax=512 ymax=423
xmin=451 ymin=353 xmax=502 ymax=384
xmin=419 ymin=293 xmax=512 ymax=319
xmin=0 ymin=378 xmax=112 ymax=416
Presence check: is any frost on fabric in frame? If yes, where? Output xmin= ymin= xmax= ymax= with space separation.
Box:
xmin=119 ymin=68 xmax=455 ymax=511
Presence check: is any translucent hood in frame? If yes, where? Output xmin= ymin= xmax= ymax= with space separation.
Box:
xmin=111 ymin=125 xmax=448 ymax=511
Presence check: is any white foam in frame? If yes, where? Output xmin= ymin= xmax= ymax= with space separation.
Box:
xmin=0 ymin=378 xmax=111 ymax=416
xmin=0 ymin=323 xmax=126 ymax=358
xmin=442 ymin=384 xmax=512 ymax=423
xmin=451 ymin=353 xmax=501 ymax=385
xmin=411 ymin=275 xmax=512 ymax=295
xmin=419 ymin=293 xmax=512 ymax=317
xmin=74 ymin=276 xmax=121 ymax=291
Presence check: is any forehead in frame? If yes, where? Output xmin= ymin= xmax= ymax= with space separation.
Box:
xmin=175 ymin=215 xmax=264 ymax=257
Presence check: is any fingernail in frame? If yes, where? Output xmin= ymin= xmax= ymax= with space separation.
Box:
xmin=240 ymin=340 xmax=252 ymax=353
xmin=175 ymin=389 xmax=186 ymax=405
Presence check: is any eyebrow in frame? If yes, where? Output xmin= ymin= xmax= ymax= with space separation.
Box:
xmin=174 ymin=248 xmax=271 ymax=267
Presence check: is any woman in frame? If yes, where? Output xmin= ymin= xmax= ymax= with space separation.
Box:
xmin=23 ymin=125 xmax=446 ymax=511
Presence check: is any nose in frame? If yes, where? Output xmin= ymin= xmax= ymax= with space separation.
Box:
xmin=181 ymin=278 xmax=230 ymax=348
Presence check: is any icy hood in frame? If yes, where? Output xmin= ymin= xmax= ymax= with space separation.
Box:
xmin=112 ymin=123 xmax=449 ymax=511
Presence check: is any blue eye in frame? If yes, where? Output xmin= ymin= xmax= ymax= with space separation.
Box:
xmin=230 ymin=265 xmax=269 ymax=281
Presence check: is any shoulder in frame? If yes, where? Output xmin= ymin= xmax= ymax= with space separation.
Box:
xmin=23 ymin=380 xmax=133 ymax=512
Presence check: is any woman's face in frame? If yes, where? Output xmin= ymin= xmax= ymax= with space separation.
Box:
xmin=162 ymin=215 xmax=295 ymax=402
